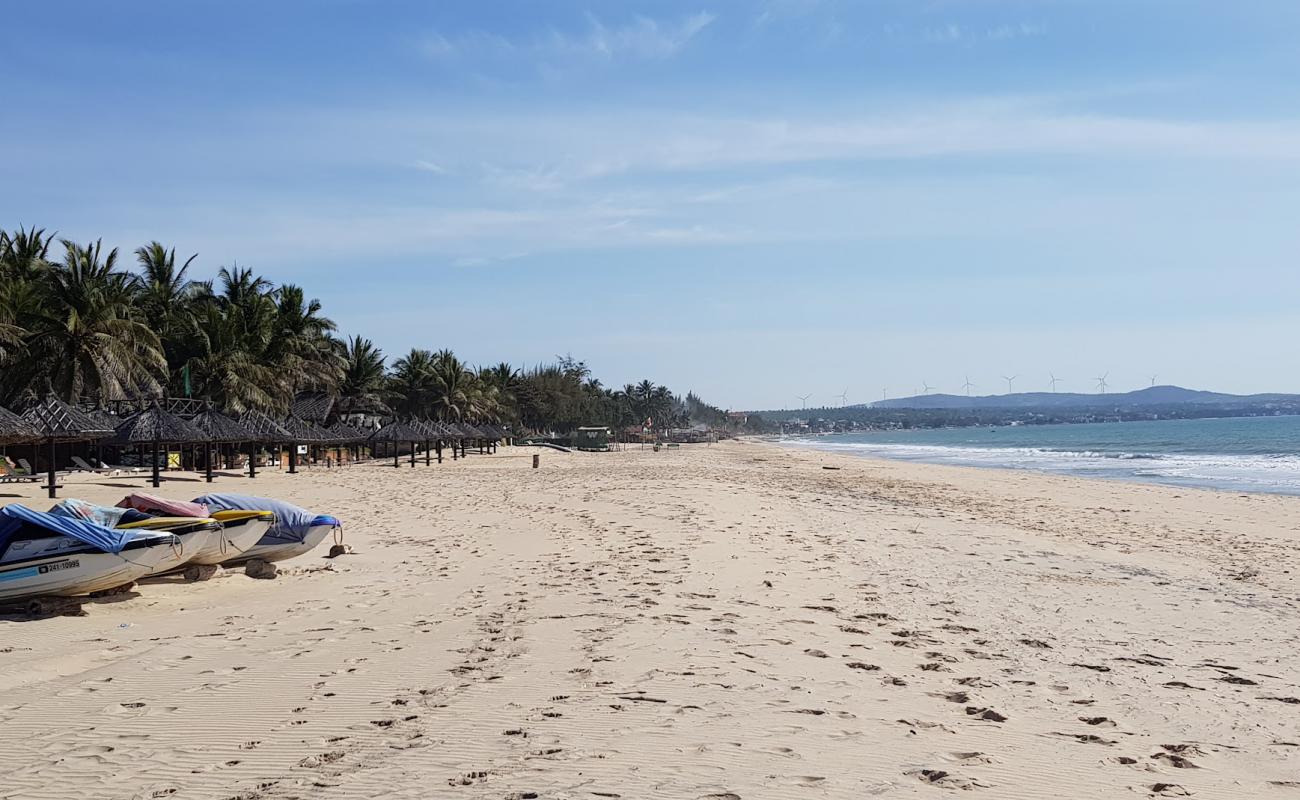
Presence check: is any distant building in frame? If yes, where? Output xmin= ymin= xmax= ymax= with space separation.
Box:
xmin=573 ymin=426 xmax=611 ymax=452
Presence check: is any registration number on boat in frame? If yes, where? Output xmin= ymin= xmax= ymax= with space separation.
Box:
xmin=38 ymin=560 xmax=80 ymax=574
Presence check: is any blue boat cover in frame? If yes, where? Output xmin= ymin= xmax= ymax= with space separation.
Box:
xmin=191 ymin=494 xmax=339 ymax=543
xmin=0 ymin=504 xmax=136 ymax=555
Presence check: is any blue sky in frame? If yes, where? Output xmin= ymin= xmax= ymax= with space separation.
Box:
xmin=5 ymin=1 xmax=1300 ymax=409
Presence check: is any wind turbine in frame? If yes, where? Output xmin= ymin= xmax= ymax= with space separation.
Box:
xmin=922 ymin=381 xmax=936 ymax=394
xmin=1095 ymin=373 xmax=1109 ymax=394
xmin=1149 ymin=374 xmax=1158 ymax=388
xmin=797 ymin=393 xmax=812 ymax=410
xmin=1049 ymin=373 xmax=1062 ymax=393
xmin=881 ymin=388 xmax=888 ymax=402
xmin=1002 ymin=374 xmax=1018 ymax=394
xmin=836 ymin=388 xmax=849 ymax=407
xmin=962 ymin=376 xmax=975 ymax=396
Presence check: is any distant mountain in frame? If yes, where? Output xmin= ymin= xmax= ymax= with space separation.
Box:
xmin=870 ymin=385 xmax=1300 ymax=410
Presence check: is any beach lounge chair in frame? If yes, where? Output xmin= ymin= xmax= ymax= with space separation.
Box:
xmin=71 ymin=455 xmax=110 ymax=473
xmin=93 ymin=458 xmax=146 ymax=475
xmin=20 ymin=457 xmax=72 ymax=483
xmin=0 ymin=463 xmax=37 ymax=483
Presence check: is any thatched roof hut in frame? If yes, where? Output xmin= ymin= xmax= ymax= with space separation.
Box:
xmin=369 ymin=420 xmax=424 ymax=468
xmin=21 ymin=394 xmax=114 ymax=441
xmin=281 ymin=415 xmax=328 ymax=442
xmin=109 ymin=404 xmax=207 ymax=488
xmin=290 ymin=391 xmax=334 ymax=424
xmin=109 ymin=405 xmax=207 ymax=446
xmin=20 ymin=395 xmax=116 ymax=498
xmin=0 ymin=404 xmax=39 ymax=445
xmin=191 ymin=406 xmax=255 ymax=442
xmin=409 ymin=418 xmax=441 ymax=440
xmin=238 ymin=409 xmax=291 ymax=443
xmin=321 ymin=421 xmax=367 ymax=444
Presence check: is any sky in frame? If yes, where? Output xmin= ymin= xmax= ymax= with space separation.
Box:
xmin=4 ymin=1 xmax=1300 ymax=410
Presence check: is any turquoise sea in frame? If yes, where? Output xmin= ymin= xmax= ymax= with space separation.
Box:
xmin=782 ymin=416 xmax=1300 ymax=495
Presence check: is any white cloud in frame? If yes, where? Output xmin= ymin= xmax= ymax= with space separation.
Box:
xmin=421 ymin=11 xmax=716 ymax=62
xmin=987 ymin=22 xmax=1046 ymax=41
xmin=414 ymin=159 xmax=448 ymax=174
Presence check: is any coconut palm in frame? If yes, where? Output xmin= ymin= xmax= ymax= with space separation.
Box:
xmin=430 ymin=350 xmax=473 ymax=421
xmin=338 ymin=335 xmax=387 ymax=415
xmin=184 ymin=300 xmax=281 ymax=413
xmin=387 ymin=348 xmax=438 ymax=418
xmin=21 ymin=239 xmax=166 ymax=402
xmin=269 ymin=283 xmax=343 ymax=393
xmin=134 ymin=241 xmax=201 ymax=392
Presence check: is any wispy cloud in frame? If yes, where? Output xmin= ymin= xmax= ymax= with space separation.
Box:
xmin=421 ymin=11 xmax=716 ymax=62
xmin=413 ymin=159 xmax=448 ymax=174
xmin=922 ymin=21 xmax=1046 ymax=44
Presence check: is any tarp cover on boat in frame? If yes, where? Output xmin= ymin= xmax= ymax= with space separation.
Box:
xmin=191 ymin=494 xmax=339 ymax=543
xmin=0 ymin=504 xmax=135 ymax=554
xmin=50 ymin=498 xmax=132 ymax=527
xmin=117 ymin=493 xmax=209 ymax=518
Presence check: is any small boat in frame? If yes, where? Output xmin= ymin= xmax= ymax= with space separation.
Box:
xmin=116 ymin=516 xmax=224 ymax=576
xmin=116 ymin=493 xmax=273 ymax=566
xmin=193 ymin=494 xmax=341 ymax=565
xmin=0 ymin=505 xmax=181 ymax=601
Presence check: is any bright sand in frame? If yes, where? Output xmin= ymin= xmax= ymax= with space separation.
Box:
xmin=2 ymin=440 xmax=1299 ymax=799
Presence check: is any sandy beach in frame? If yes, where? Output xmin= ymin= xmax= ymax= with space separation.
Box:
xmin=2 ymin=441 xmax=1299 ymax=799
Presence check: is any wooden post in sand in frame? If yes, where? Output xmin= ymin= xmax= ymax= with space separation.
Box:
xmin=532 ymin=453 xmax=540 ymax=469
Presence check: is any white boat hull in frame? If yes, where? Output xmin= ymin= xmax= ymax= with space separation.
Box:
xmin=0 ymin=538 xmax=176 ymax=601
xmin=182 ymin=520 xmax=270 ymax=566
xmin=141 ymin=529 xmax=216 ymax=576
xmin=221 ymin=523 xmax=336 ymax=566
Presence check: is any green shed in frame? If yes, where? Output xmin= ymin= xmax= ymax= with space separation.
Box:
xmin=573 ymin=426 xmax=611 ymax=452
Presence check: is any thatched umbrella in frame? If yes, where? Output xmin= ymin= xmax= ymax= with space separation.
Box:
xmin=0 ymin=404 xmax=39 ymax=446
xmin=409 ymin=419 xmax=444 ymax=466
xmin=323 ymin=421 xmax=366 ymax=444
xmin=315 ymin=420 xmax=364 ymax=466
xmin=238 ymin=409 xmax=291 ymax=479
xmin=21 ymin=394 xmax=114 ymax=498
xmin=191 ymin=406 xmax=255 ymax=483
xmin=369 ymin=420 xmax=423 ymax=468
xmin=280 ymin=415 xmax=326 ymax=474
xmin=109 ymin=403 xmax=207 ymax=489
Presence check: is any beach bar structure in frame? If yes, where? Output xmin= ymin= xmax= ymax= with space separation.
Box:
xmin=20 ymin=394 xmax=114 ymax=497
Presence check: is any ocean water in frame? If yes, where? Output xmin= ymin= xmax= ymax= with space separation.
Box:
xmin=781 ymin=416 xmax=1300 ymax=495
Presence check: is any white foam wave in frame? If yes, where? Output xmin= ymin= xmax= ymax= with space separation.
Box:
xmin=779 ymin=438 xmax=1300 ymax=495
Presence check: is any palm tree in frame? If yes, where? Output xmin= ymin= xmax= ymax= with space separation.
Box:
xmin=387 ymin=348 xmax=437 ymax=417
xmin=134 ymin=241 xmax=200 ymax=392
xmin=22 ymin=239 xmax=166 ymax=402
xmin=0 ymin=226 xmax=55 ymax=281
xmin=338 ymin=335 xmax=387 ymax=415
xmin=184 ymin=301 xmax=280 ymax=413
xmin=430 ymin=349 xmax=472 ymax=421
xmin=269 ymin=283 xmax=343 ymax=393
xmin=183 ymin=264 xmax=282 ymax=412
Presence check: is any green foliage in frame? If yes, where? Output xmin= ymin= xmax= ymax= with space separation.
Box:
xmin=0 ymin=225 xmax=751 ymax=434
